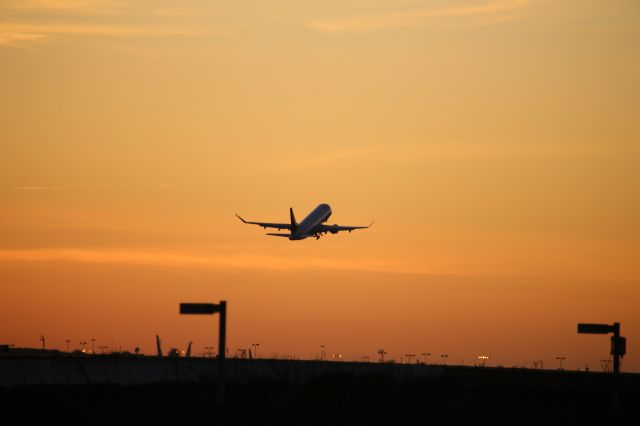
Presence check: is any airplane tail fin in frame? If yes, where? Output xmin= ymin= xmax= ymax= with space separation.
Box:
xmin=290 ymin=207 xmax=297 ymax=232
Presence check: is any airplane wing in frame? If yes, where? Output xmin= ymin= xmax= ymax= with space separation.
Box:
xmin=316 ymin=221 xmax=374 ymax=234
xmin=235 ymin=214 xmax=293 ymax=231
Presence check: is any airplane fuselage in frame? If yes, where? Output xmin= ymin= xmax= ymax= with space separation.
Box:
xmin=290 ymin=203 xmax=332 ymax=240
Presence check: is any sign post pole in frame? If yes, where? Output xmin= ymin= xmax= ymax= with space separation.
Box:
xmin=180 ymin=301 xmax=227 ymax=425
xmin=612 ymin=322 xmax=620 ymax=374
xmin=217 ymin=301 xmax=226 ymax=426
xmin=577 ymin=322 xmax=626 ymax=374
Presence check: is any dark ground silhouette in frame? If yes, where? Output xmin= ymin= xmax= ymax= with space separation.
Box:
xmin=1 ymin=364 xmax=638 ymax=426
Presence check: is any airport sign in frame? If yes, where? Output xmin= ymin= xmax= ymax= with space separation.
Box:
xmin=180 ymin=303 xmax=222 ymax=315
xmin=577 ymin=323 xmax=612 ymax=334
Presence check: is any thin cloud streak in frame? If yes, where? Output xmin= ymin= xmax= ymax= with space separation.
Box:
xmin=271 ymin=142 xmax=639 ymax=174
xmin=0 ymin=22 xmax=216 ymax=46
xmin=1 ymin=0 xmax=129 ymax=14
xmin=0 ymin=31 xmax=45 ymax=45
xmin=10 ymin=184 xmax=180 ymax=191
xmin=0 ymin=243 xmax=633 ymax=282
xmin=308 ymin=0 xmax=529 ymax=33
xmin=12 ymin=185 xmax=91 ymax=191
xmin=2 ymin=0 xmax=204 ymax=17
xmin=0 ymin=248 xmax=468 ymax=277
xmin=0 ymin=1 xmax=220 ymax=46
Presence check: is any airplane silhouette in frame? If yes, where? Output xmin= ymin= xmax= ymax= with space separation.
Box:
xmin=236 ymin=204 xmax=373 ymax=240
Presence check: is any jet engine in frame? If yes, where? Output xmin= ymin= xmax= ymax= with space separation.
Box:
xmin=330 ymin=225 xmax=339 ymax=234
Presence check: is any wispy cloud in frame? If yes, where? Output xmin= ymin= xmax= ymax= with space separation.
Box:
xmin=10 ymin=184 xmax=180 ymax=191
xmin=0 ymin=31 xmax=45 ymax=45
xmin=0 ymin=248 xmax=440 ymax=276
xmin=0 ymin=22 xmax=214 ymax=46
xmin=266 ymin=141 xmax=639 ymax=174
xmin=307 ymin=0 xmax=529 ymax=33
xmin=0 ymin=1 xmax=218 ymax=46
xmin=1 ymin=0 xmax=129 ymax=14
xmin=0 ymin=237 xmax=635 ymax=282
xmin=12 ymin=185 xmax=90 ymax=191
xmin=2 ymin=0 xmax=201 ymax=16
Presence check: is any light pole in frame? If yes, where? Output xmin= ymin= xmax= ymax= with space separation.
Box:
xmin=441 ymin=354 xmax=448 ymax=366
xmin=320 ymin=345 xmax=326 ymax=361
xmin=556 ymin=356 xmax=566 ymax=370
xmin=404 ymin=354 xmax=416 ymax=364
xmin=40 ymin=335 xmax=46 ymax=351
xmin=251 ymin=343 xmax=260 ymax=359
xmin=421 ymin=352 xmax=431 ymax=364
xmin=66 ymin=340 xmax=71 ymax=352
xmin=91 ymin=339 xmax=95 ymax=354
xmin=377 ymin=349 xmax=387 ymax=363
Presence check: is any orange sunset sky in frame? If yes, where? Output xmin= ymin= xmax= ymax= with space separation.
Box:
xmin=1 ymin=0 xmax=639 ymax=371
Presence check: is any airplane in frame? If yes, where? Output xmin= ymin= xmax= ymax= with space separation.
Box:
xmin=235 ymin=203 xmax=373 ymax=240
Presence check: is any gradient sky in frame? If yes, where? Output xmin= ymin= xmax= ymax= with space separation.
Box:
xmin=1 ymin=0 xmax=639 ymax=370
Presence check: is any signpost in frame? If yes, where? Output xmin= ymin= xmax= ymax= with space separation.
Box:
xmin=577 ymin=322 xmax=625 ymax=374
xmin=180 ymin=301 xmax=227 ymax=425
xmin=577 ymin=324 xmax=612 ymax=334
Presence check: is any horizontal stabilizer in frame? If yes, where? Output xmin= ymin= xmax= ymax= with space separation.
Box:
xmin=266 ymin=233 xmax=291 ymax=238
